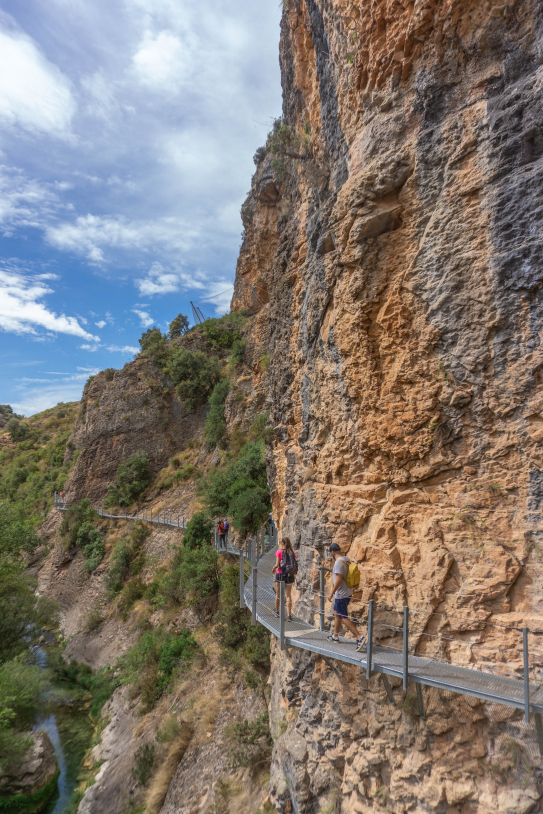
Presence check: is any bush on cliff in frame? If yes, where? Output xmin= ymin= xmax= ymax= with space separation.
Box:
xmin=0 ymin=502 xmax=58 ymax=664
xmin=138 ymin=326 xmax=168 ymax=367
xmin=166 ymin=348 xmax=221 ymax=411
xmin=168 ymin=313 xmax=189 ymax=339
xmin=121 ymin=628 xmax=198 ymax=710
xmin=105 ymin=522 xmax=149 ymax=596
xmin=204 ymin=380 xmax=229 ymax=448
xmin=60 ymin=499 xmax=105 ymax=571
xmin=0 ymin=506 xmax=58 ymax=771
xmin=198 ymin=441 xmax=270 ymax=534
xmin=182 ymin=511 xmax=213 ymax=550
xmin=106 ymin=453 xmax=151 ymax=507
xmin=0 ymin=660 xmax=48 ymax=770
xmin=201 ymin=312 xmax=244 ymax=349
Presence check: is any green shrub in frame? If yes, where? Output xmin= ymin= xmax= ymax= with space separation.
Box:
xmin=204 ymin=380 xmax=229 ymax=448
xmin=182 ymin=512 xmax=213 ymax=550
xmin=50 ymin=657 xmax=119 ymax=719
xmin=5 ymin=417 xmax=28 ymax=442
xmin=104 ymin=522 xmax=149 ymax=597
xmin=253 ymin=146 xmax=267 ymax=165
xmin=246 ymin=624 xmax=271 ymax=670
xmin=167 ymin=348 xmax=222 ymax=411
xmin=148 ymin=543 xmax=219 ymax=609
xmin=118 ymin=577 xmax=146 ymax=618
xmin=174 ymin=463 xmax=200 ymax=482
xmin=168 ymin=313 xmax=190 ymax=339
xmin=104 ymin=368 xmax=116 ymax=382
xmin=214 ymin=565 xmax=248 ymax=650
xmin=121 ymin=629 xmax=198 ymax=709
xmin=138 ymin=327 xmax=168 ymax=367
xmin=133 ymin=743 xmax=156 ymax=787
xmin=227 ymin=713 xmax=272 ymax=769
xmin=202 ymin=317 xmax=241 ymax=349
xmin=75 ymin=522 xmax=105 ymax=571
xmin=106 ymin=453 xmax=151 ymax=507
xmin=0 ymin=659 xmax=49 ymax=770
xmin=197 ymin=441 xmax=270 ymax=534
xmin=230 ymin=338 xmax=246 ymax=366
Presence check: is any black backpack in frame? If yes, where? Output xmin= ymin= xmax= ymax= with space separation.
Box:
xmin=282 ymin=550 xmax=298 ymax=575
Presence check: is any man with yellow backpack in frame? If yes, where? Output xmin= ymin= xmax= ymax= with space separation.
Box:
xmin=327 ymin=543 xmax=365 ymax=650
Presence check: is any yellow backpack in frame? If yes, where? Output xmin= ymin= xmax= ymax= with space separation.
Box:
xmin=340 ymin=557 xmax=361 ymax=589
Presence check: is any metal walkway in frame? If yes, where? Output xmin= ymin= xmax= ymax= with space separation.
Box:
xmin=54 ymin=499 xmax=543 ymax=747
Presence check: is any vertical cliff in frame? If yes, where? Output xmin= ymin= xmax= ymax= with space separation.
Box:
xmin=234 ymin=1 xmax=543 ymax=811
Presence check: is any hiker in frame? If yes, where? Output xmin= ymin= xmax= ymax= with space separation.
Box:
xmin=272 ymin=536 xmax=297 ymax=622
xmin=327 ymin=543 xmax=365 ymax=651
xmin=218 ymin=519 xmax=226 ymax=549
xmin=223 ymin=518 xmax=229 ymax=544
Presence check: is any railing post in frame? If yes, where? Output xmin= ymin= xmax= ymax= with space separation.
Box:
xmin=252 ymin=564 xmax=258 ymax=626
xmin=279 ymin=580 xmax=285 ymax=651
xmin=403 ymin=606 xmax=409 ymax=691
xmin=239 ymin=552 xmax=245 ymax=609
xmin=366 ymin=599 xmax=374 ymax=680
xmin=319 ymin=565 xmax=325 ymax=631
xmin=524 ymin=627 xmax=530 ymax=723
xmin=177 ymin=515 xmax=179 ymax=528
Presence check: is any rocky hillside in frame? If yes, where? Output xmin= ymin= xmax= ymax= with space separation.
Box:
xmin=233 ymin=0 xmax=543 ymax=812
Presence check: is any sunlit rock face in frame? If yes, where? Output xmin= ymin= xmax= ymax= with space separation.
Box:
xmin=234 ymin=0 xmax=543 ymax=810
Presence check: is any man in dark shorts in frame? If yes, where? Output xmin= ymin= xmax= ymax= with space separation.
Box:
xmin=327 ymin=543 xmax=365 ymax=650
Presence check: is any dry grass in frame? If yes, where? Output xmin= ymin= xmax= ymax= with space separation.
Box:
xmin=144 ymin=719 xmax=194 ymax=813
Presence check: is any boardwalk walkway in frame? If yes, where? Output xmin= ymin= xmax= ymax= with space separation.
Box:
xmin=54 ymin=499 xmax=543 ymax=749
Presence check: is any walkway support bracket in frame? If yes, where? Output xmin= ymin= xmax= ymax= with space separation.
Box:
xmin=403 ymin=606 xmax=409 ymax=691
xmin=381 ymin=674 xmax=395 ymax=706
xmin=535 ymin=713 xmax=543 ymax=757
xmin=279 ymin=581 xmax=285 ymax=652
xmin=524 ymin=627 xmax=530 ymax=723
xmin=239 ymin=552 xmax=245 ymax=609
xmin=252 ymin=565 xmax=258 ymax=627
xmin=416 ymin=683 xmax=426 ymax=720
xmin=319 ymin=565 xmax=325 ymax=632
xmin=366 ymin=599 xmax=374 ymax=680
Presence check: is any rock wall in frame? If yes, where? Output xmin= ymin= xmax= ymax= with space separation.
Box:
xmin=234 ymin=0 xmax=543 ymax=811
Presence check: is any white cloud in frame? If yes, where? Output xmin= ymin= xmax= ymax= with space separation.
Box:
xmin=79 ymin=343 xmax=100 ymax=351
xmin=133 ymin=31 xmax=187 ymax=91
xmin=45 ymin=214 xmax=198 ymax=264
xmin=95 ymin=320 xmax=106 ymax=328
xmin=106 ymin=344 xmax=139 ymax=354
xmin=132 ymin=309 xmax=154 ymax=328
xmin=0 ymin=165 xmax=63 ymax=231
xmin=0 ymin=27 xmax=75 ymax=136
xmin=11 ymin=366 xmax=100 ymax=416
xmin=0 ymin=267 xmax=100 ymax=341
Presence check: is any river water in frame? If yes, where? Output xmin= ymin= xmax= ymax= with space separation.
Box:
xmin=33 ymin=645 xmax=94 ymax=814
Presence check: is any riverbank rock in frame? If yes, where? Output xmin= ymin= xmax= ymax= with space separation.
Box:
xmin=0 ymin=731 xmax=58 ymax=814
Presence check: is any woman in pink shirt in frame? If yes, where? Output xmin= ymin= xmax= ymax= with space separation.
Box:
xmin=272 ymin=536 xmax=297 ymax=621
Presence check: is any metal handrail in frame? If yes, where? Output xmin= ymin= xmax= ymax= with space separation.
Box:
xmin=53 ymin=497 xmax=543 ymax=750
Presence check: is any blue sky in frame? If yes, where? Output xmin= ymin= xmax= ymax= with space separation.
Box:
xmin=0 ymin=0 xmax=282 ymax=416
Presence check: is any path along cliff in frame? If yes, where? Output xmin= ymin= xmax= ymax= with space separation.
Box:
xmin=232 ymin=0 xmax=543 ymax=812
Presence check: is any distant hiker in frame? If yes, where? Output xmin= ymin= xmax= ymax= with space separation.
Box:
xmin=327 ymin=543 xmax=365 ymax=650
xmin=218 ymin=520 xmax=226 ymax=549
xmin=272 ymin=536 xmax=298 ymax=622
xmin=223 ymin=519 xmax=229 ymax=541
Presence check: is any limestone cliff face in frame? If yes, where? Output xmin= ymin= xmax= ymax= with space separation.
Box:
xmin=234 ymin=1 xmax=543 ymax=811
